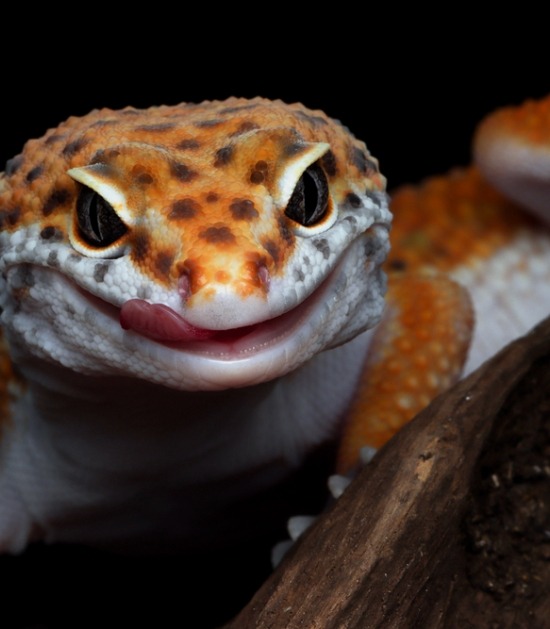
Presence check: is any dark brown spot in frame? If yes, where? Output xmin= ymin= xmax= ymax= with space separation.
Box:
xmin=176 ymin=139 xmax=201 ymax=150
xmin=214 ymin=146 xmax=234 ymax=167
xmin=250 ymin=160 xmax=268 ymax=184
xmin=26 ymin=165 xmax=44 ymax=183
xmin=278 ymin=216 xmax=295 ymax=246
xmin=170 ymin=161 xmax=198 ymax=182
xmin=365 ymin=190 xmax=384 ymax=207
xmin=199 ymin=226 xmax=235 ymax=244
xmin=5 ymin=155 xmax=23 ymax=175
xmin=321 ymin=150 xmax=338 ymax=177
xmin=155 ymin=252 xmax=173 ymax=277
xmin=0 ymin=207 xmax=21 ymax=228
xmin=229 ymin=199 xmax=259 ymax=221
xmin=205 ymin=192 xmax=219 ymax=203
xmin=263 ymin=239 xmax=280 ymax=264
xmin=135 ymin=123 xmax=176 ymax=132
xmin=388 ymin=259 xmax=407 ymax=271
xmin=90 ymin=148 xmax=121 ymax=166
xmin=90 ymin=119 xmax=119 ymax=128
xmin=47 ymin=250 xmax=59 ymax=267
xmin=314 ymin=239 xmax=331 ymax=259
xmin=350 ymin=147 xmax=368 ymax=172
xmin=219 ymin=104 xmax=260 ymax=114
xmin=63 ymin=138 xmax=89 ymax=157
xmin=194 ymin=119 xmax=224 ymax=128
xmin=45 ymin=134 xmax=66 ymax=146
xmin=169 ymin=198 xmax=200 ymax=220
xmin=131 ymin=165 xmax=155 ymax=186
xmin=366 ymin=158 xmax=378 ymax=173
xmin=230 ymin=120 xmax=260 ymax=136
xmin=43 ymin=188 xmax=72 ymax=216
xmin=346 ymin=192 xmax=363 ymax=208
xmin=135 ymin=172 xmax=155 ymax=185
xmin=294 ymin=110 xmax=329 ymax=127
xmin=283 ymin=140 xmax=307 ymax=157
xmin=133 ymin=231 xmax=150 ymax=261
xmin=94 ymin=263 xmax=109 ymax=282
xmin=40 ymin=225 xmax=63 ymax=240
xmin=250 ymin=172 xmax=264 ymax=185
xmin=350 ymin=147 xmax=378 ymax=174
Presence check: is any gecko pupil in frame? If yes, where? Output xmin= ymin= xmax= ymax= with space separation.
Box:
xmin=285 ymin=161 xmax=329 ymax=227
xmin=76 ymin=186 xmax=128 ymax=247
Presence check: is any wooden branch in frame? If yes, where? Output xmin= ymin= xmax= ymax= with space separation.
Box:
xmin=226 ymin=315 xmax=550 ymax=628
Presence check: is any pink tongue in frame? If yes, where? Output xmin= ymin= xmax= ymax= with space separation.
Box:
xmin=120 ymin=299 xmax=215 ymax=341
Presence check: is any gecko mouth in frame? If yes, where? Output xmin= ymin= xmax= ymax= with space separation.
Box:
xmin=117 ymin=271 xmax=338 ymax=358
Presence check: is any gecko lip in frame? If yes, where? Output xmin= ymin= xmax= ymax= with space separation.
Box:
xmin=70 ymin=262 xmax=338 ymax=362
xmin=113 ymin=265 xmax=343 ymax=360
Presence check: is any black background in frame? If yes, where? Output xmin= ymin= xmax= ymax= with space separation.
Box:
xmin=1 ymin=19 xmax=548 ymax=629
xmin=3 ymin=33 xmax=547 ymax=194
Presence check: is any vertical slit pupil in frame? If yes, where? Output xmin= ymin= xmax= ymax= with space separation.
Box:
xmin=284 ymin=161 xmax=329 ymax=227
xmin=303 ymin=169 xmax=320 ymax=225
xmin=76 ymin=186 xmax=128 ymax=246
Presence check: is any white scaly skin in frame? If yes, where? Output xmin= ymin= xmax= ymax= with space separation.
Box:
xmin=0 ymin=330 xmax=376 ymax=553
xmin=0 ymin=98 xmax=391 ymax=553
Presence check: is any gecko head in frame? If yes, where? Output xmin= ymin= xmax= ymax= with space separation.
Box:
xmin=0 ymin=98 xmax=391 ymax=390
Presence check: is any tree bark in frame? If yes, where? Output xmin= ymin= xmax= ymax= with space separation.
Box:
xmin=226 ymin=315 xmax=550 ymax=628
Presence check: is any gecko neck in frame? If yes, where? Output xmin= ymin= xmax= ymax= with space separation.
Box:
xmin=2 ymin=332 xmax=371 ymax=553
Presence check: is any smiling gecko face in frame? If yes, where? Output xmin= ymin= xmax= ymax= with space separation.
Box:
xmin=0 ymin=97 xmax=391 ymax=390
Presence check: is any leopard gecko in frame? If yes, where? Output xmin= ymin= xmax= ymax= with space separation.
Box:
xmin=0 ymin=96 xmax=548 ymax=556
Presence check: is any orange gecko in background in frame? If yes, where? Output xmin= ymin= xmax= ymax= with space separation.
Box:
xmin=337 ymin=96 xmax=550 ymax=470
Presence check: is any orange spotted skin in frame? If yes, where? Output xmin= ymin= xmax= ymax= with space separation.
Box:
xmin=337 ymin=160 xmax=548 ymax=471
xmin=336 ymin=272 xmax=473 ymax=471
xmin=0 ymin=97 xmax=384 ymax=303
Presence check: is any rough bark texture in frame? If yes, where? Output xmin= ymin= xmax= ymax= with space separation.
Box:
xmin=226 ymin=316 xmax=550 ymax=628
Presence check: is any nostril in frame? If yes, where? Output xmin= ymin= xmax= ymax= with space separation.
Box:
xmin=178 ymin=272 xmax=191 ymax=302
xmin=257 ymin=264 xmax=270 ymax=292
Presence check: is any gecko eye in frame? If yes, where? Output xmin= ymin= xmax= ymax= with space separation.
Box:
xmin=76 ymin=186 xmax=128 ymax=247
xmin=285 ymin=162 xmax=329 ymax=227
